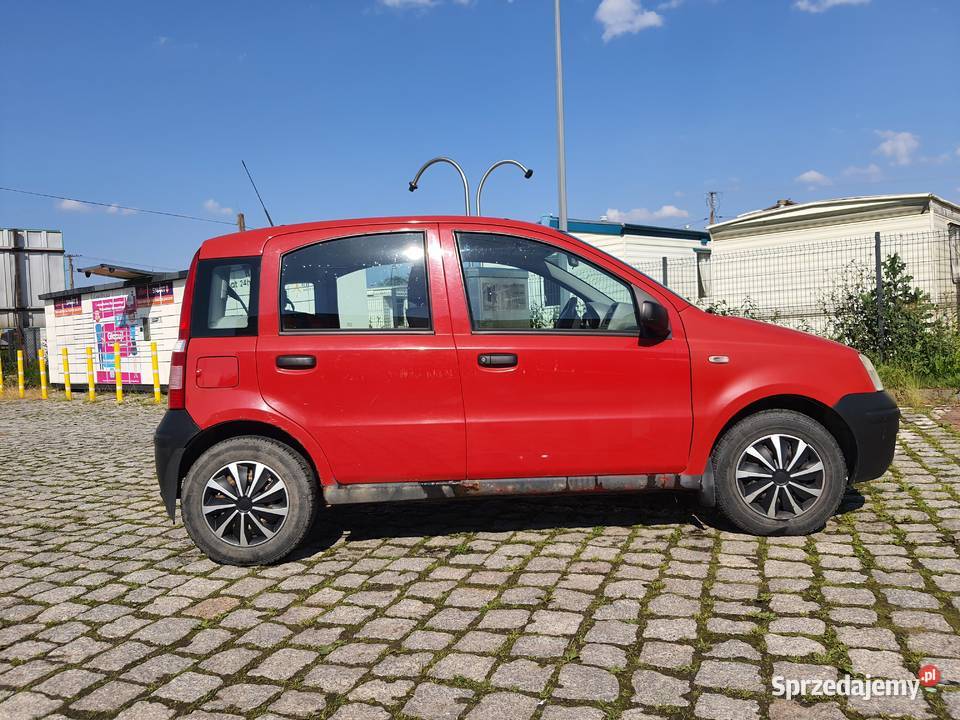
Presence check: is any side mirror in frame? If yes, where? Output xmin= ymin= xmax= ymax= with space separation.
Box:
xmin=639 ymin=300 xmax=670 ymax=341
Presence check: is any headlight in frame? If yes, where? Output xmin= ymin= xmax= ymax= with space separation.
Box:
xmin=859 ymin=353 xmax=883 ymax=391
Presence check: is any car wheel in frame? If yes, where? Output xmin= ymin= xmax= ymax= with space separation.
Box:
xmin=181 ymin=436 xmax=319 ymax=565
xmin=713 ymin=410 xmax=846 ymax=536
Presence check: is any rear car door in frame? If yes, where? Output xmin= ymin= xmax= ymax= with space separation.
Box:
xmin=257 ymin=222 xmax=466 ymax=484
xmin=440 ymin=222 xmax=692 ymax=479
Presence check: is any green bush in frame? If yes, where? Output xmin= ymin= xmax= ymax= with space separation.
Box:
xmin=823 ymin=254 xmax=960 ymax=387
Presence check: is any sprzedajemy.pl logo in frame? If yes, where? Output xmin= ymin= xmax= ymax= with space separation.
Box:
xmin=772 ymin=665 xmax=941 ymax=701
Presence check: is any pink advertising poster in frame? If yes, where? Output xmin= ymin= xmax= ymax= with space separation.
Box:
xmin=92 ymin=293 xmax=143 ymax=384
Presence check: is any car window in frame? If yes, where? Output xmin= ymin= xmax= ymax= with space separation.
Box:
xmin=280 ymin=232 xmax=430 ymax=331
xmin=456 ymin=232 xmax=639 ymax=332
xmin=191 ymin=258 xmax=260 ymax=337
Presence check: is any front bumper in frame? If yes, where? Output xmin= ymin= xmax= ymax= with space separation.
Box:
xmin=833 ymin=390 xmax=900 ymax=483
xmin=154 ymin=409 xmax=200 ymax=521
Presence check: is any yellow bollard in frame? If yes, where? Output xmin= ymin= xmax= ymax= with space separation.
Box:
xmin=17 ymin=350 xmax=25 ymax=399
xmin=62 ymin=347 xmax=72 ymax=401
xmin=114 ymin=341 xmax=123 ymax=404
xmin=86 ymin=346 xmax=96 ymax=401
xmin=38 ymin=348 xmax=48 ymax=400
xmin=0 ymin=350 xmax=4 ymax=394
xmin=151 ymin=341 xmax=162 ymax=404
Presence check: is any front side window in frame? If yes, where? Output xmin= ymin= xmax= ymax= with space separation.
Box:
xmin=280 ymin=232 xmax=430 ymax=332
xmin=191 ymin=258 xmax=260 ymax=337
xmin=457 ymin=232 xmax=639 ymax=332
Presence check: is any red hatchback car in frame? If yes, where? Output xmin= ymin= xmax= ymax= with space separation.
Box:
xmin=155 ymin=216 xmax=899 ymax=565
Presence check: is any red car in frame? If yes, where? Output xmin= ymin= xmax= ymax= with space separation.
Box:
xmin=155 ymin=216 xmax=899 ymax=565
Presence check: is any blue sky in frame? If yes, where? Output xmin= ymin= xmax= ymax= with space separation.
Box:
xmin=2 ymin=0 xmax=958 ymax=276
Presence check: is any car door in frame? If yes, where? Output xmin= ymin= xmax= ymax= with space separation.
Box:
xmin=440 ymin=222 xmax=692 ymax=480
xmin=257 ymin=222 xmax=466 ymax=484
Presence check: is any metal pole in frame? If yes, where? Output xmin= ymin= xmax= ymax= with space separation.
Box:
xmin=476 ymin=160 xmax=534 ymax=217
xmin=875 ymin=231 xmax=884 ymax=359
xmin=408 ymin=157 xmax=472 ymax=216
xmin=662 ymin=256 xmax=669 ymax=287
xmin=554 ymin=0 xmax=568 ymax=232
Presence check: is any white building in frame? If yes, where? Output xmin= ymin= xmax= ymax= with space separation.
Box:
xmin=41 ymin=268 xmax=187 ymax=388
xmin=701 ymin=194 xmax=960 ymax=326
xmin=1 ymin=228 xmax=66 ymax=354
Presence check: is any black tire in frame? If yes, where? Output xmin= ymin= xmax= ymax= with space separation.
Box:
xmin=181 ymin=436 xmax=319 ymax=565
xmin=713 ymin=410 xmax=846 ymax=536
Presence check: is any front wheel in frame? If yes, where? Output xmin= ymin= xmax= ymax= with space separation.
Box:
xmin=181 ymin=436 xmax=319 ymax=565
xmin=713 ymin=410 xmax=847 ymax=536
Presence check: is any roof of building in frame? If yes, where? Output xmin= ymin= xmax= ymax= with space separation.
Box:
xmin=709 ymin=193 xmax=960 ymax=233
xmin=78 ymin=263 xmax=157 ymax=281
xmin=39 ymin=270 xmax=188 ymax=302
xmin=539 ymin=215 xmax=710 ymax=242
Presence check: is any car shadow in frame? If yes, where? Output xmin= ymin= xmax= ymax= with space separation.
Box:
xmin=289 ymin=485 xmax=866 ymax=561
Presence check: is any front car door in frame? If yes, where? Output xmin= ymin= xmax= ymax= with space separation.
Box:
xmin=439 ymin=222 xmax=692 ymax=480
xmin=257 ymin=222 xmax=465 ymax=484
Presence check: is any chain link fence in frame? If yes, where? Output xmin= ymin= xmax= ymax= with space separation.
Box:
xmin=634 ymin=229 xmax=960 ymax=337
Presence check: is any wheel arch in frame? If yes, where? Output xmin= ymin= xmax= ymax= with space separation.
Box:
xmin=708 ymin=394 xmax=857 ymax=479
xmin=178 ymin=421 xmax=322 ymax=500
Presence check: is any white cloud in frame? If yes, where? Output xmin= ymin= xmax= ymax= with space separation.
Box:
xmin=875 ymin=130 xmax=920 ymax=166
xmin=843 ymin=163 xmax=884 ymax=182
xmin=795 ymin=169 xmax=832 ymax=187
xmin=657 ymin=0 xmax=683 ymax=8
xmin=794 ymin=0 xmax=870 ymax=12
xmin=605 ymin=205 xmax=689 ymax=223
xmin=595 ymin=0 xmax=663 ymax=41
xmin=204 ymin=198 xmax=234 ymax=216
xmin=56 ymin=199 xmax=90 ymax=212
xmin=106 ymin=203 xmax=136 ymax=216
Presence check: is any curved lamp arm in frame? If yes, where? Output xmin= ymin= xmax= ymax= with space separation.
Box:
xmin=476 ymin=160 xmax=534 ymax=217
xmin=408 ymin=157 xmax=472 ymax=216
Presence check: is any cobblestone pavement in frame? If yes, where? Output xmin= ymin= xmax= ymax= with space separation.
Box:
xmin=1 ymin=398 xmax=960 ymax=720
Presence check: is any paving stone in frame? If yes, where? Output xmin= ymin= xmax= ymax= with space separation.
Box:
xmin=303 ymin=664 xmax=366 ymax=693
xmin=553 ymin=663 xmax=620 ymax=702
xmin=632 ymin=669 xmax=690 ymax=707
xmin=490 ymin=659 xmax=554 ymax=693
xmin=114 ymin=701 xmax=177 ymax=720
xmin=153 ymin=672 xmax=222 ymax=703
xmin=250 ymin=648 xmax=317 ymax=681
xmin=465 ymin=692 xmax=539 ymax=720
xmin=429 ymin=653 xmax=495 ymax=682
xmin=0 ymin=692 xmax=63 ymax=720
xmin=402 ymin=682 xmax=473 ymax=720
xmin=72 ymin=680 xmax=145 ymax=712
xmin=34 ymin=668 xmax=105 ymax=698
xmin=268 ymin=690 xmax=326 ymax=717
xmin=695 ymin=692 xmax=760 ymax=720
xmin=695 ymin=660 xmax=763 ymax=692
xmin=207 ymin=683 xmax=282 ymax=712
xmin=199 ymin=648 xmax=260 ymax=675
xmin=644 ymin=618 xmax=698 ymax=641
xmin=329 ymin=704 xmax=391 ymax=720
xmin=638 ymin=641 xmax=694 ymax=669
xmin=348 ymin=679 xmax=414 ymax=704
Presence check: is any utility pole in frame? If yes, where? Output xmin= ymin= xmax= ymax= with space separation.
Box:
xmin=237 ymin=213 xmax=246 ymax=232
xmin=706 ymin=191 xmax=719 ymax=226
xmin=554 ymin=0 xmax=568 ymax=232
xmin=65 ymin=254 xmax=77 ymax=290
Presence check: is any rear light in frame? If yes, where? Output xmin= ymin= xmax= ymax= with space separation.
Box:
xmin=169 ymin=251 xmax=199 ymax=410
xmin=168 ymin=339 xmax=187 ymax=409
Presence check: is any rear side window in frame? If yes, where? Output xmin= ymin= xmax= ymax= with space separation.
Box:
xmin=279 ymin=232 xmax=430 ymax=332
xmin=191 ymin=257 xmax=260 ymax=337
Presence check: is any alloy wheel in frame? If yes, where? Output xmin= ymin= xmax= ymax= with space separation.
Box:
xmin=735 ymin=434 xmax=825 ymax=520
xmin=201 ymin=461 xmax=289 ymax=547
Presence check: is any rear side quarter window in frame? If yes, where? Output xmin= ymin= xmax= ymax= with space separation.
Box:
xmin=191 ymin=258 xmax=260 ymax=337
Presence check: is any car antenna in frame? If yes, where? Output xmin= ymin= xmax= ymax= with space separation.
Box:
xmin=241 ymin=160 xmax=275 ymax=227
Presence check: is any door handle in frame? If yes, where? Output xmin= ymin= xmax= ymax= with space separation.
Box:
xmin=478 ymin=353 xmax=518 ymax=368
xmin=276 ymin=355 xmax=316 ymax=370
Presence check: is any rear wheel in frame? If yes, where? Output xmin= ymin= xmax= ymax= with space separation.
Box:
xmin=713 ymin=410 xmax=846 ymax=536
xmin=181 ymin=436 xmax=319 ymax=565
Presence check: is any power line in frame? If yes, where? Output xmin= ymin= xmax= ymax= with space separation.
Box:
xmin=0 ymin=186 xmax=236 ymax=226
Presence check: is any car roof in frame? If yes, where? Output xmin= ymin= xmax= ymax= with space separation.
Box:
xmin=198 ymin=215 xmax=561 ymax=259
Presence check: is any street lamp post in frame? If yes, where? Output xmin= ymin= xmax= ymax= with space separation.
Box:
xmin=554 ymin=0 xmax=568 ymax=232
xmin=408 ymin=157 xmax=472 ymax=216
xmin=476 ymin=160 xmax=534 ymax=217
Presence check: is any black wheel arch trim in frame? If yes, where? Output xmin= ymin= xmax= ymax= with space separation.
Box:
xmin=832 ymin=390 xmax=900 ymax=484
